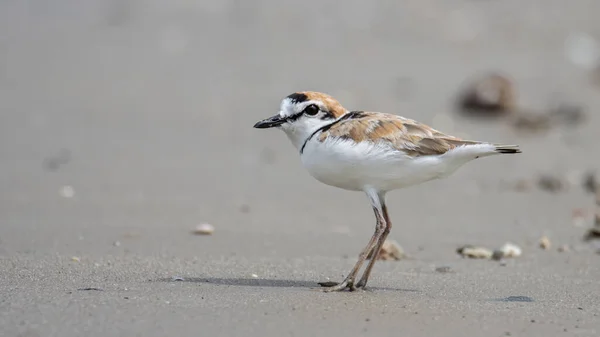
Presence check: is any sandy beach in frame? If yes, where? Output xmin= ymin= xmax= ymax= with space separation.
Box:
xmin=1 ymin=1 xmax=599 ymax=336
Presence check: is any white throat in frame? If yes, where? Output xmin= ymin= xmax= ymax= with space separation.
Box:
xmin=281 ymin=120 xmax=322 ymax=151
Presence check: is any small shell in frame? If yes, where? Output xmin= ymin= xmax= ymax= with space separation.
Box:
xmin=457 ymin=73 xmax=516 ymax=115
xmin=192 ymin=223 xmax=214 ymax=235
xmin=539 ymin=236 xmax=551 ymax=250
xmin=499 ymin=242 xmax=522 ymax=258
xmin=457 ymin=245 xmax=493 ymax=259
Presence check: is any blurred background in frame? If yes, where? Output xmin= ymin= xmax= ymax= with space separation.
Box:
xmin=1 ymin=0 xmax=599 ymax=286
xmin=3 ymin=1 xmax=600 ymax=336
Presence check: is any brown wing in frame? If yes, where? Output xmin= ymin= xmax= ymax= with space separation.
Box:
xmin=318 ymin=111 xmax=482 ymax=156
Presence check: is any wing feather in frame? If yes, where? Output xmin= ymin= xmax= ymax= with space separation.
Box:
xmin=318 ymin=111 xmax=482 ymax=157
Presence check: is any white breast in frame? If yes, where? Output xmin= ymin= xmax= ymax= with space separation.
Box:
xmin=300 ymin=135 xmax=451 ymax=192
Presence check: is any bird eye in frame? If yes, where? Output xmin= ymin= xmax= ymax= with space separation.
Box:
xmin=303 ymin=104 xmax=320 ymax=116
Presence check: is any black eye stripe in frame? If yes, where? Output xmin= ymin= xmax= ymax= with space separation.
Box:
xmin=285 ymin=111 xmax=305 ymax=122
xmin=282 ymin=104 xmax=336 ymax=123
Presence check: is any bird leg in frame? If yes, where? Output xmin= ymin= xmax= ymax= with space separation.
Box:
xmin=356 ymin=203 xmax=391 ymax=289
xmin=320 ymin=205 xmax=387 ymax=292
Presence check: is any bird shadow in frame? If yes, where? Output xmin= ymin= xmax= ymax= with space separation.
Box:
xmin=488 ymin=296 xmax=535 ymax=303
xmin=153 ymin=277 xmax=419 ymax=293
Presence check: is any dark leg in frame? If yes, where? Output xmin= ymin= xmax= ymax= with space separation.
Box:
xmin=320 ymin=190 xmax=386 ymax=292
xmin=356 ymin=201 xmax=392 ymax=289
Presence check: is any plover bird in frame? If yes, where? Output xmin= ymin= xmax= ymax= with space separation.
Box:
xmin=254 ymin=91 xmax=521 ymax=292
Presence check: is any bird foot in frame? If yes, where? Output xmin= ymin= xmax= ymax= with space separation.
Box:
xmin=318 ymin=280 xmax=358 ymax=292
xmin=355 ymin=280 xmax=368 ymax=289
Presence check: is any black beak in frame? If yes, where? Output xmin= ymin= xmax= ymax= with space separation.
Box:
xmin=253 ymin=114 xmax=286 ymax=129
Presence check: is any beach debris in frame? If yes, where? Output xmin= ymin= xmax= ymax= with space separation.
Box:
xmin=192 ymin=223 xmax=214 ymax=235
xmin=113 ymin=241 xmax=121 ymax=247
xmin=456 ymin=73 xmax=516 ymax=116
xmin=537 ymin=175 xmax=566 ymax=193
xmin=71 ymin=256 xmax=80 ymax=262
xmin=539 ymin=236 xmax=551 ymax=250
xmin=457 ymin=245 xmax=493 ymax=259
xmin=557 ymin=245 xmax=570 ymax=253
xmin=368 ymin=239 xmax=405 ymax=260
xmin=251 ymin=274 xmax=259 ymax=279
xmin=77 ymin=287 xmax=103 ymax=291
xmin=492 ymin=242 xmax=522 ymax=260
xmin=171 ymin=276 xmax=185 ymax=281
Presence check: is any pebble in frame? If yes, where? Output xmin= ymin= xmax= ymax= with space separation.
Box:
xmin=558 ymin=245 xmax=570 ymax=253
xmin=457 ymin=245 xmax=493 ymax=259
xmin=498 ymin=242 xmax=522 ymax=258
xmin=113 ymin=241 xmax=121 ymax=247
xmin=368 ymin=239 xmax=405 ymax=261
xmin=457 ymin=73 xmax=516 ymax=116
xmin=251 ymin=274 xmax=258 ymax=279
xmin=71 ymin=256 xmax=80 ymax=262
xmin=192 ymin=223 xmax=214 ymax=235
xmin=539 ymin=236 xmax=551 ymax=250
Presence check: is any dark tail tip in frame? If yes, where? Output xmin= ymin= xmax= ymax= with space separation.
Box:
xmin=495 ymin=145 xmax=522 ymax=154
